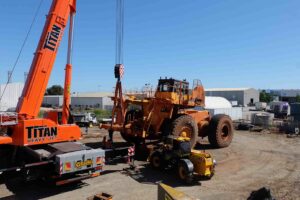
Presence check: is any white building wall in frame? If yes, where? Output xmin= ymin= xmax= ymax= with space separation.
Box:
xmin=207 ymin=108 xmax=243 ymax=121
xmin=71 ymin=97 xmax=103 ymax=108
xmin=0 ymin=83 xmax=24 ymax=111
xmin=102 ymin=96 xmax=113 ymax=110
xmin=42 ymin=96 xmax=63 ymax=107
xmin=205 ymin=88 xmax=259 ymax=106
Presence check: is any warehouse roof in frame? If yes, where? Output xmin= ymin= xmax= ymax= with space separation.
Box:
xmin=205 ymin=88 xmax=254 ymax=92
xmin=269 ymin=89 xmax=300 ymax=97
xmin=71 ymin=92 xmax=113 ymax=98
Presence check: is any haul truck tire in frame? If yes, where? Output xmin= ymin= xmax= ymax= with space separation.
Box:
xmin=171 ymin=115 xmax=198 ymax=147
xmin=208 ymin=114 xmax=234 ymax=148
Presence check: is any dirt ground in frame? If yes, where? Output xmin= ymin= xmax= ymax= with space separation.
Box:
xmin=0 ymin=128 xmax=299 ymax=200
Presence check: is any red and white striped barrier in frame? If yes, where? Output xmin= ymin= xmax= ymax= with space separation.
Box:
xmin=127 ymin=146 xmax=135 ymax=163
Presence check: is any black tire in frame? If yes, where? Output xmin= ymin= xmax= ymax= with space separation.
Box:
xmin=4 ymin=176 xmax=25 ymax=193
xmin=150 ymin=151 xmax=164 ymax=169
xmin=171 ymin=115 xmax=198 ymax=147
xmin=208 ymin=114 xmax=234 ymax=148
xmin=120 ymin=131 xmax=134 ymax=143
xmin=177 ymin=159 xmax=194 ymax=184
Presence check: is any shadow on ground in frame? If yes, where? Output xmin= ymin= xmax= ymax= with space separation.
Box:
xmin=194 ymin=142 xmax=216 ymax=150
xmin=0 ymin=170 xmax=120 ymax=200
xmin=121 ymin=163 xmax=214 ymax=188
xmin=1 ymin=141 xmax=217 ymax=199
xmin=1 ymin=181 xmax=88 ymax=200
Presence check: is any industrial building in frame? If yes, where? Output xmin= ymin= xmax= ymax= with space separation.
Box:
xmin=42 ymin=92 xmax=114 ymax=110
xmin=269 ymin=89 xmax=300 ymax=103
xmin=43 ymin=95 xmax=64 ymax=108
xmin=0 ymin=83 xmax=24 ymax=111
xmin=71 ymin=92 xmax=113 ymax=110
xmin=205 ymin=88 xmax=259 ymax=107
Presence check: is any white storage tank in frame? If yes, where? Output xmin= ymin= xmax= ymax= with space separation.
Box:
xmin=205 ymin=96 xmax=232 ymax=109
xmin=205 ymin=96 xmax=242 ymax=121
xmin=0 ymin=83 xmax=24 ymax=111
xmin=255 ymin=102 xmax=267 ymax=111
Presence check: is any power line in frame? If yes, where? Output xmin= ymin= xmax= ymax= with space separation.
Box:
xmin=0 ymin=0 xmax=44 ymax=103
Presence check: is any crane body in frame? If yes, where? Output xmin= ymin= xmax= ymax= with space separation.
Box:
xmin=0 ymin=0 xmax=81 ymax=147
xmin=0 ymin=0 xmax=105 ymax=188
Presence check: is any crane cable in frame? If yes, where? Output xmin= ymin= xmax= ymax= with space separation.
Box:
xmin=115 ymin=0 xmax=124 ymax=64
xmin=0 ymin=0 xmax=44 ymax=105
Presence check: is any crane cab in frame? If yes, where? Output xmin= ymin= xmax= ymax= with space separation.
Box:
xmin=155 ymin=78 xmax=205 ymax=107
xmin=155 ymin=78 xmax=190 ymax=105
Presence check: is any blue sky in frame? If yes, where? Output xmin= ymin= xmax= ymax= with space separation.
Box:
xmin=0 ymin=0 xmax=299 ymax=92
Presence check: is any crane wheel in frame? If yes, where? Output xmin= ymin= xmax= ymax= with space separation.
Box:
xmin=171 ymin=115 xmax=198 ymax=147
xmin=178 ymin=159 xmax=194 ymax=184
xmin=4 ymin=175 xmax=25 ymax=193
xmin=150 ymin=151 xmax=164 ymax=169
xmin=208 ymin=114 xmax=234 ymax=148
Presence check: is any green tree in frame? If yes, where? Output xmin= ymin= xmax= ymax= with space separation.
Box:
xmin=259 ymin=90 xmax=273 ymax=103
xmin=296 ymin=95 xmax=300 ymax=103
xmin=46 ymin=85 xmax=64 ymax=95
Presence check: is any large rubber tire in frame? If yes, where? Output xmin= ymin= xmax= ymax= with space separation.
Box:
xmin=208 ymin=114 xmax=234 ymax=148
xmin=171 ymin=115 xmax=198 ymax=147
xmin=149 ymin=151 xmax=164 ymax=169
xmin=178 ymin=159 xmax=194 ymax=184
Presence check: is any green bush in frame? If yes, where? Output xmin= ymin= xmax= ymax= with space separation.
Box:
xmin=38 ymin=110 xmax=45 ymax=118
xmin=93 ymin=109 xmax=111 ymax=120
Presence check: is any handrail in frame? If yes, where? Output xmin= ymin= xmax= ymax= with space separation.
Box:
xmin=0 ymin=112 xmax=18 ymax=126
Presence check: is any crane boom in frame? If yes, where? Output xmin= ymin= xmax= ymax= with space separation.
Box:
xmin=17 ymin=0 xmax=76 ymax=119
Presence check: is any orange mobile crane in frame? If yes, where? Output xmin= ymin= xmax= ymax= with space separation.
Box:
xmin=0 ymin=0 xmax=105 ymax=189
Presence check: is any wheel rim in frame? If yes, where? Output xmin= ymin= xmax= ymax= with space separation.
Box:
xmin=180 ymin=126 xmax=192 ymax=138
xmin=178 ymin=166 xmax=187 ymax=180
xmin=221 ymin=124 xmax=229 ymax=140
xmin=152 ymin=156 xmax=160 ymax=168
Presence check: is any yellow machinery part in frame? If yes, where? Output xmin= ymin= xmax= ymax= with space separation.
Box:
xmin=175 ymin=136 xmax=191 ymax=142
xmin=158 ymin=183 xmax=196 ymax=200
xmin=190 ymin=150 xmax=214 ymax=177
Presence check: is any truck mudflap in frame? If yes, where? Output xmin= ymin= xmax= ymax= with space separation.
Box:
xmin=55 ymin=148 xmax=105 ymax=175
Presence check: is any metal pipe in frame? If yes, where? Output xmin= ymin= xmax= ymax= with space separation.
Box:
xmin=62 ymin=13 xmax=75 ymax=124
xmin=67 ymin=13 xmax=75 ymax=64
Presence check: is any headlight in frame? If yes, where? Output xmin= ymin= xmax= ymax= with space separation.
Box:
xmin=213 ymin=159 xmax=217 ymax=166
